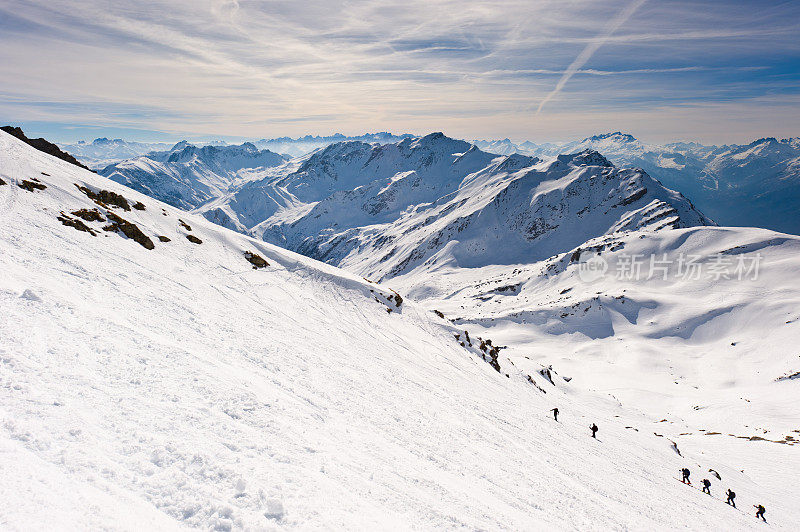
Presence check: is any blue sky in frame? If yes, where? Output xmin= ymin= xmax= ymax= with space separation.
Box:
xmin=1 ymin=0 xmax=799 ymax=143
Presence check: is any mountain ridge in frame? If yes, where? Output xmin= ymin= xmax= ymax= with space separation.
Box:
xmin=475 ymin=132 xmax=800 ymax=233
xmin=185 ymin=133 xmax=713 ymax=280
xmin=2 ymin=126 xmax=93 ymax=171
xmin=99 ymin=143 xmax=288 ymax=211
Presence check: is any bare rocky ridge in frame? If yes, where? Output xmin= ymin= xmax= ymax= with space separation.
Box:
xmin=2 ymin=126 xmax=93 ymax=171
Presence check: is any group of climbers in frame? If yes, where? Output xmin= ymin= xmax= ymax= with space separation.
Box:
xmin=679 ymin=468 xmax=767 ymax=522
xmin=549 ymin=406 xmax=769 ymax=524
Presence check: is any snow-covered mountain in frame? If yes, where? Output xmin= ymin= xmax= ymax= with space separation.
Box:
xmin=63 ymin=130 xmax=800 ymax=234
xmin=197 ymin=133 xmax=489 ymax=232
xmin=58 ymin=137 xmax=174 ymax=170
xmin=7 ymin=128 xmax=797 ymax=529
xmin=473 ymin=138 xmax=553 ymax=156
xmin=253 ymin=132 xmax=414 ymax=158
xmin=58 ymin=133 xmax=413 ymax=170
xmin=190 ymin=133 xmax=711 ymax=280
xmin=99 ymin=142 xmax=288 ymax=211
xmin=488 ymin=132 xmax=800 ymax=235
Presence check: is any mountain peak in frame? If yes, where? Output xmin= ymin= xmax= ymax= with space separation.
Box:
xmin=406 ymin=132 xmax=472 ymax=153
xmin=585 ymin=132 xmax=638 ymax=143
xmin=169 ymin=140 xmax=193 ymax=152
xmin=749 ymin=137 xmax=778 ymax=147
xmin=559 ymin=149 xmax=614 ymax=167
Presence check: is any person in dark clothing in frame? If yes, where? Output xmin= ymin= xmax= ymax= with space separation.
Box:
xmin=590 ymin=423 xmax=598 ymax=438
xmin=754 ymin=504 xmax=766 ymax=522
xmin=701 ymin=478 xmax=711 ymax=494
xmin=680 ymin=468 xmax=691 ymax=484
xmin=551 ymin=408 xmax=559 ymax=421
xmin=725 ymin=489 xmax=736 ymax=507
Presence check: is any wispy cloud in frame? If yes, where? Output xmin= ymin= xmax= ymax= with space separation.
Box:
xmin=536 ymin=0 xmax=646 ymax=114
xmin=0 ymin=0 xmax=798 ymax=143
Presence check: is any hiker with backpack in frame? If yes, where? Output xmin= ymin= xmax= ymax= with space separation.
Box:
xmin=590 ymin=423 xmax=598 ymax=438
xmin=725 ymin=489 xmax=736 ymax=507
xmin=754 ymin=504 xmax=766 ymax=522
xmin=680 ymin=468 xmax=691 ymax=484
xmin=551 ymin=408 xmax=559 ymax=421
xmin=701 ymin=478 xmax=711 ymax=494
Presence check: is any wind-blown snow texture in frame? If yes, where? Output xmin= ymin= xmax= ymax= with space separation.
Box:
xmin=2 ymin=130 xmax=796 ymax=529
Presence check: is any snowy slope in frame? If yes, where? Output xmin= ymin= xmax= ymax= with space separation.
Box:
xmin=1 ymin=131 xmax=792 ymax=529
xmin=394 ymin=226 xmax=800 ymax=422
xmin=100 ymin=142 xmax=288 ymax=211
xmin=391 ymin=225 xmax=800 ymax=528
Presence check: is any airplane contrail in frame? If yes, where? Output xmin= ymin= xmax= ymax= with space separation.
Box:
xmin=536 ymin=0 xmax=647 ymax=114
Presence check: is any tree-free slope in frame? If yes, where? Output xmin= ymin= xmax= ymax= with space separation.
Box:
xmin=0 ymin=130 xmax=788 ymax=529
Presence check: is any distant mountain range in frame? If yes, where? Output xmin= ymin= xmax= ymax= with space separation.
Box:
xmin=89 ymin=132 xmax=708 ymax=279
xmin=60 ymin=130 xmax=800 ymax=234
xmin=100 ymin=141 xmax=288 ymax=210
xmin=58 ymin=133 xmax=414 ymax=169
xmin=57 ymin=137 xmax=174 ymax=170
xmin=242 ymin=134 xmax=712 ymax=280
xmin=476 ymin=132 xmax=800 ymax=234
xmin=252 ymin=132 xmax=414 ymax=157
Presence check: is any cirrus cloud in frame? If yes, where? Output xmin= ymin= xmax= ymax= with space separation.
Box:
xmin=0 ymin=0 xmax=798 ymax=143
